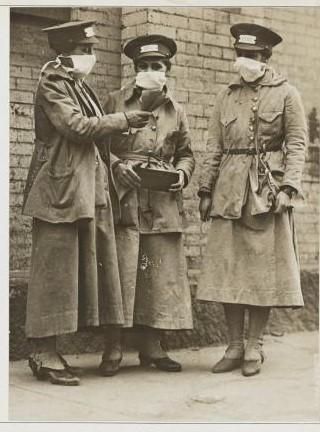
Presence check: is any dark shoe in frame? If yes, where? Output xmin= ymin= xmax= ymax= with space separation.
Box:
xmin=99 ymin=356 xmax=122 ymax=377
xmin=139 ymin=353 xmax=182 ymax=372
xmin=28 ymin=357 xmax=80 ymax=386
xmin=57 ymin=353 xmax=83 ymax=376
xmin=211 ymin=356 xmax=243 ymax=373
xmin=242 ymin=350 xmax=265 ymax=377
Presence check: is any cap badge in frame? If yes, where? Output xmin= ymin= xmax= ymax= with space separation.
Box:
xmin=140 ymin=44 xmax=159 ymax=53
xmin=239 ymin=34 xmax=256 ymax=45
xmin=84 ymin=26 xmax=95 ymax=38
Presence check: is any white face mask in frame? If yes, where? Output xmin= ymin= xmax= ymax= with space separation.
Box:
xmin=135 ymin=71 xmax=166 ymax=90
xmin=233 ymin=56 xmax=267 ymax=83
xmin=61 ymin=54 xmax=96 ymax=79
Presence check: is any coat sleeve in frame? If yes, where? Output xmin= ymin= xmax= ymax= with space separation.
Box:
xmin=198 ymin=90 xmax=224 ymax=196
xmin=103 ymin=91 xmax=131 ymax=167
xmin=172 ymin=108 xmax=195 ymax=186
xmin=281 ymin=85 xmax=307 ymax=194
xmin=38 ymin=76 xmax=129 ymax=143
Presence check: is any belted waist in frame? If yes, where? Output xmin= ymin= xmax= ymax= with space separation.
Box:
xmin=222 ymin=146 xmax=280 ymax=155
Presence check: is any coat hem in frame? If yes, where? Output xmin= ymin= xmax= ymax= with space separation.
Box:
xmin=196 ymin=297 xmax=304 ymax=308
xmin=22 ymin=211 xmax=95 ymax=224
xmin=133 ymin=315 xmax=193 ymax=330
xmin=25 ymin=322 xmax=78 ymax=339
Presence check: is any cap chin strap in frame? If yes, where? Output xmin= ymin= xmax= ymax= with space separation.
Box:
xmin=38 ymin=57 xmax=62 ymax=81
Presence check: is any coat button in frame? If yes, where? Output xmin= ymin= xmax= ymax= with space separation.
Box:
xmin=151 ymin=126 xmax=157 ymax=131
xmin=252 ymin=97 xmax=258 ymax=102
xmin=251 ymin=106 xmax=258 ymax=112
xmin=250 ymin=135 xmax=254 ymax=141
xmin=249 ymin=126 xmax=254 ymax=131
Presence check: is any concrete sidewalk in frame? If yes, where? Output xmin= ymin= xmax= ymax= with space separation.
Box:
xmin=9 ymin=331 xmax=319 ymax=422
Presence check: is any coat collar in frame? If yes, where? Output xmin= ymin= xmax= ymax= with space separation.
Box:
xmin=40 ymin=60 xmax=104 ymax=116
xmin=40 ymin=60 xmax=75 ymax=82
xmin=228 ymin=66 xmax=287 ymax=90
xmin=121 ymin=80 xmax=179 ymax=111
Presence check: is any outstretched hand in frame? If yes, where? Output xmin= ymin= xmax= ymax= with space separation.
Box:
xmin=124 ymin=110 xmax=151 ymax=129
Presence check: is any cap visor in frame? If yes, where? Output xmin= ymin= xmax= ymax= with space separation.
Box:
xmin=134 ymin=52 xmax=167 ymax=61
xmin=235 ymin=43 xmax=265 ymax=51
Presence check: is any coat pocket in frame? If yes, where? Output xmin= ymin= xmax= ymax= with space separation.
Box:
xmin=220 ymin=115 xmax=237 ymax=143
xmin=258 ymin=111 xmax=283 ymax=137
xmin=119 ymin=189 xmax=139 ymax=228
xmin=259 ymin=111 xmax=282 ymax=122
xmin=48 ymin=168 xmax=77 ymax=209
xmin=23 ymin=139 xmax=49 ymax=210
xmin=220 ymin=115 xmax=237 ymax=128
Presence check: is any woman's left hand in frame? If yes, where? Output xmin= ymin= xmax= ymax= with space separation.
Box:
xmin=169 ymin=170 xmax=185 ymax=192
xmin=273 ymin=191 xmax=292 ymax=214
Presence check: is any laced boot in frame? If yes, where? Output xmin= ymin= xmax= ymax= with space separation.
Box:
xmin=212 ymin=304 xmax=245 ymax=373
xmin=99 ymin=326 xmax=123 ymax=377
xmin=242 ymin=306 xmax=270 ymax=377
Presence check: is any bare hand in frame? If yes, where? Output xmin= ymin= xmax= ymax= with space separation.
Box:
xmin=124 ymin=111 xmax=151 ymax=129
xmin=199 ymin=196 xmax=212 ymax=222
xmin=114 ymin=161 xmax=141 ymax=189
xmin=169 ymin=170 xmax=185 ymax=192
xmin=273 ymin=191 xmax=292 ymax=214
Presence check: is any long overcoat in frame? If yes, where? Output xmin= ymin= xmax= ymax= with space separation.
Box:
xmin=23 ymin=63 xmax=128 ymax=222
xmin=102 ymin=83 xmax=195 ymax=328
xmin=104 ymin=82 xmax=195 ymax=232
xmin=197 ymin=67 xmax=307 ymax=307
xmin=23 ymin=62 xmax=128 ymax=337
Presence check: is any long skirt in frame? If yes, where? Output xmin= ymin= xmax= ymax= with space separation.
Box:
xmin=115 ymin=227 xmax=193 ymax=329
xmin=25 ymin=207 xmax=124 ymax=338
xmin=197 ymin=194 xmax=304 ymax=307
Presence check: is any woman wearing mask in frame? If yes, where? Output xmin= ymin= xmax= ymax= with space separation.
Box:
xmin=198 ymin=23 xmax=306 ymax=376
xmin=101 ymin=34 xmax=195 ymax=376
xmin=23 ymin=20 xmax=151 ymax=385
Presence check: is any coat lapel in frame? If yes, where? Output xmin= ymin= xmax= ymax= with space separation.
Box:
xmin=70 ymin=81 xmax=97 ymax=117
xmin=83 ymin=82 xmax=104 ymax=115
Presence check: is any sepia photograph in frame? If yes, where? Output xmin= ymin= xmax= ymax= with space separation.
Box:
xmin=7 ymin=2 xmax=319 ymax=424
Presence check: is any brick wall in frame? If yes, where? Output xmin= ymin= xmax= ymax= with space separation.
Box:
xmin=70 ymin=7 xmax=122 ymax=100
xmin=121 ymin=6 xmax=320 ymax=283
xmin=10 ymin=6 xmax=319 ymax=275
xmin=10 ymin=10 xmax=68 ymax=271
xmin=10 ymin=7 xmax=122 ymax=271
xmin=9 ymin=7 xmax=319 ymax=358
